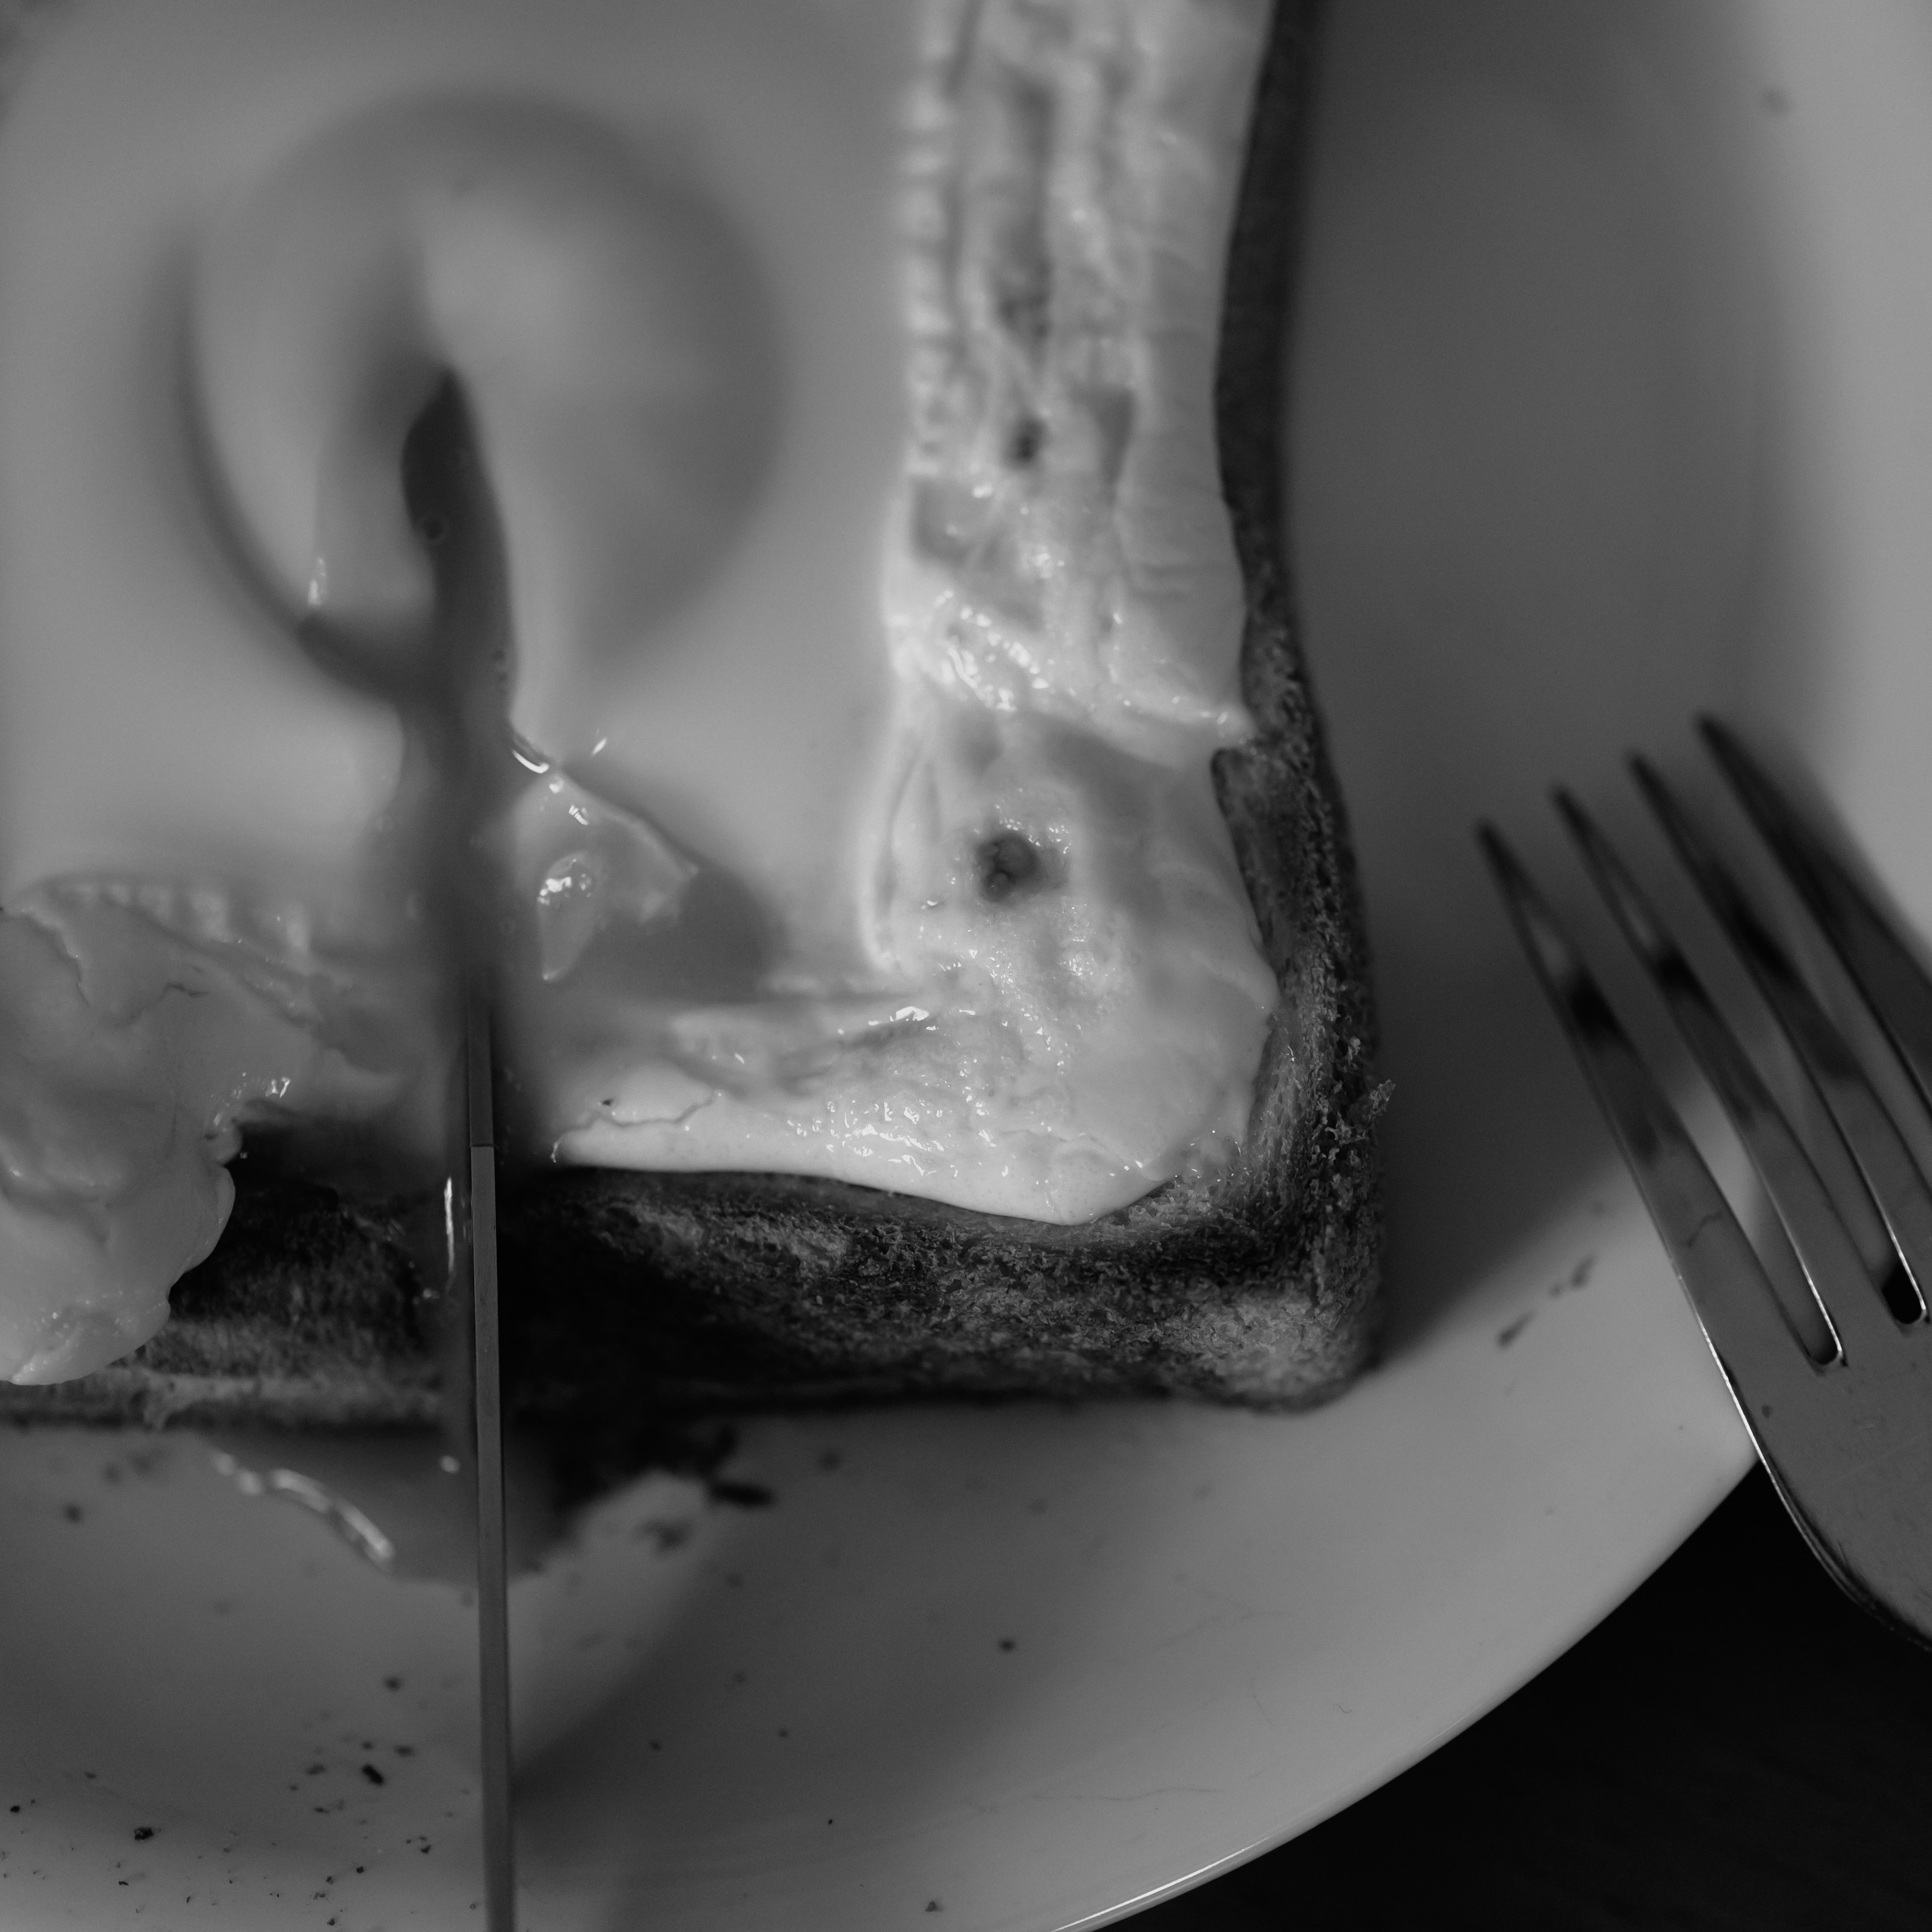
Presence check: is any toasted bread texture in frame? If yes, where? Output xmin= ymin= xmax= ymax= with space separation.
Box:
xmin=1 ymin=0 xmax=1384 ymax=1483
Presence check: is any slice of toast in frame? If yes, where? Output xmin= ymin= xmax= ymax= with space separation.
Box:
xmin=0 ymin=0 xmax=1384 ymax=1490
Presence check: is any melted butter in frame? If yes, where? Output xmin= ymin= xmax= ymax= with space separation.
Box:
xmin=518 ymin=0 xmax=1280 ymax=1220
xmin=0 ymin=879 xmax=427 ymax=1381
xmin=510 ymin=770 xmax=696 ymax=985
xmin=0 ymin=0 xmax=1281 ymax=1382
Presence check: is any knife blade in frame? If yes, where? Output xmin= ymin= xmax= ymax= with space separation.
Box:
xmin=400 ymin=371 xmax=519 ymax=1928
xmin=467 ymin=970 xmax=516 ymax=1930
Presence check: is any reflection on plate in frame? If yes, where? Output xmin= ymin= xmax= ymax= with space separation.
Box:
xmin=5 ymin=1 xmax=1931 ymax=1925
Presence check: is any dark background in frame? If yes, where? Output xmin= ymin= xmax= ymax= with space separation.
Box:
xmin=1135 ymin=1468 xmax=1932 ymax=1930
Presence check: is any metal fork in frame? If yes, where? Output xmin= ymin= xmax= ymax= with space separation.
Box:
xmin=1480 ymin=717 xmax=1932 ymax=1649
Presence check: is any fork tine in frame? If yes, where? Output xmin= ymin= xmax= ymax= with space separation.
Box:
xmin=1633 ymin=756 xmax=1930 ymax=1324
xmin=1554 ymin=792 xmax=1903 ymax=1367
xmin=1478 ymin=823 xmax=1819 ymax=1411
xmin=1703 ymin=717 xmax=1932 ymax=1118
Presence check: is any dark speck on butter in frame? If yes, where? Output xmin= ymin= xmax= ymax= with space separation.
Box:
xmin=976 ymin=831 xmax=1044 ymax=902
xmin=1004 ymin=415 xmax=1043 ymax=467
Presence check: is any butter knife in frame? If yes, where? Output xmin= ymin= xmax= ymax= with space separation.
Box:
xmin=466 ymin=970 xmax=515 ymax=1929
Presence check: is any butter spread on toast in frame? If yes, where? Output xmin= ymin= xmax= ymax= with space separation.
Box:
xmin=0 ymin=0 xmax=1284 ymax=1385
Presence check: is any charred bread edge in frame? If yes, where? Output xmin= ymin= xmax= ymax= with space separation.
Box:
xmin=2 ymin=0 xmax=1386 ymax=1466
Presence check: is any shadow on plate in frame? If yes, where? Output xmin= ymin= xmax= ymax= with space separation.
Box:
xmin=1289 ymin=0 xmax=1834 ymax=1351
xmin=508 ymin=1405 xmax=1228 ymax=1927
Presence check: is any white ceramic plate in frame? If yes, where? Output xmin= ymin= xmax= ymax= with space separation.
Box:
xmin=6 ymin=1 xmax=1932 ymax=1925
